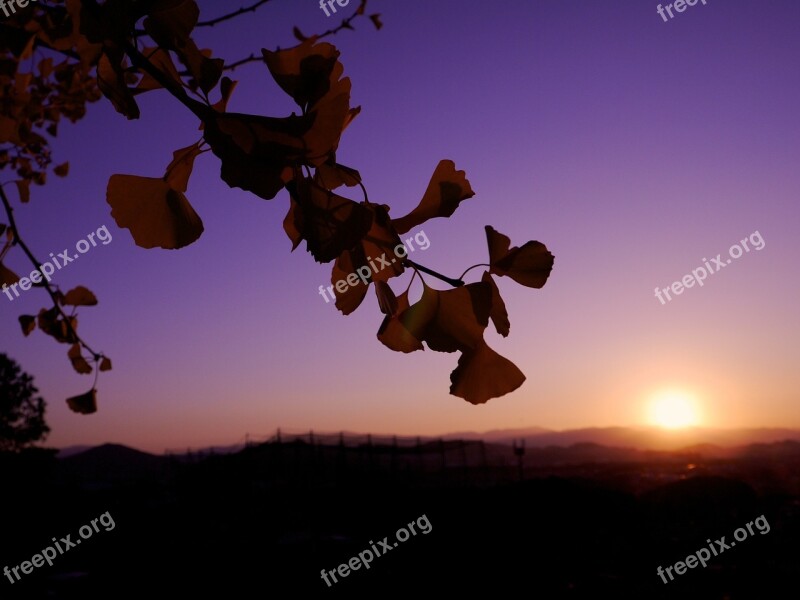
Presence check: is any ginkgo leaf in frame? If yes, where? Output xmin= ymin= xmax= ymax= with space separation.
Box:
xmin=15 ymin=179 xmax=29 ymax=203
xmin=342 ymin=106 xmax=361 ymax=132
xmin=286 ymin=177 xmax=373 ymax=263
xmin=486 ymin=226 xmax=555 ymax=288
xmin=203 ymin=65 xmax=352 ymax=193
xmin=283 ymin=197 xmax=304 ymax=251
xmin=328 ymin=202 xmax=405 ymax=314
xmin=0 ymin=261 xmax=19 ymax=286
xmin=38 ymin=57 xmax=53 ymax=78
xmin=420 ymin=282 xmax=492 ymax=353
xmin=99 ymin=357 xmax=113 ymax=372
xmin=370 ymin=14 xmax=383 ymax=30
xmin=134 ymin=47 xmax=183 ymax=93
xmin=0 ymin=116 xmax=20 ymax=144
xmin=378 ymin=283 xmax=445 ymax=353
xmin=211 ymin=77 xmax=237 ymax=113
xmin=203 ymin=111 xmax=312 ymax=200
xmin=143 ymin=0 xmax=200 ymax=50
xmin=392 ymin=160 xmax=475 ymax=234
xmin=359 ymin=203 xmax=404 ymax=283
xmin=96 ymin=53 xmax=140 ymax=120
xmin=315 ymin=160 xmax=361 ymax=189
xmin=66 ymin=388 xmax=97 ymax=414
xmin=331 ymin=249 xmax=370 ymax=315
xmin=164 ymin=142 xmax=203 ymax=192
xmin=68 ymin=344 xmax=92 ymax=374
xmin=377 ymin=281 xmax=524 ymax=401
xmin=262 ymin=41 xmax=340 ymax=109
xmin=450 ymin=341 xmax=525 ymax=404
xmin=54 ymin=162 xmax=69 ymax=177
xmin=143 ymin=1 xmax=222 ymax=93
xmin=77 ymin=0 xmax=141 ymax=47
xmin=374 ymin=280 xmax=398 ymax=316
xmin=183 ymin=46 xmax=224 ymax=94
xmin=303 ymin=75 xmax=352 ymax=165
xmin=19 ymin=33 xmax=35 ymax=61
xmin=108 ymin=175 xmax=204 ymax=249
xmin=37 ymin=307 xmax=78 ymax=344
xmin=62 ymin=0 xmax=103 ymax=66
xmin=377 ymin=288 xmax=425 ymax=353
xmin=482 ymin=271 xmax=510 ymax=337
xmin=18 ymin=314 xmax=36 ymax=336
xmin=264 ymin=43 xmax=355 ymax=165
xmin=62 ymin=285 xmax=98 ymax=306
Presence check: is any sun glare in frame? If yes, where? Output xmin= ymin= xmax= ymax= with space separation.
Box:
xmin=648 ymin=390 xmax=701 ymax=429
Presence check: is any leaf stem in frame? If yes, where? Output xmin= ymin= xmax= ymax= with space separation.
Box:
xmin=404 ymin=259 xmax=464 ymax=287
xmin=458 ymin=263 xmax=491 ymax=281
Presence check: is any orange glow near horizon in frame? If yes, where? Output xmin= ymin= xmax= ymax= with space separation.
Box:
xmin=648 ymin=389 xmax=703 ymax=429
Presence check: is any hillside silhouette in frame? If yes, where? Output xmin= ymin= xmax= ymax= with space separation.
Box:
xmin=1 ymin=435 xmax=798 ymax=598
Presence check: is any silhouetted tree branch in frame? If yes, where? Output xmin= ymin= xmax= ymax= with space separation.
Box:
xmin=0 ymin=185 xmax=102 ymax=362
xmin=197 ymin=0 xmax=275 ymax=28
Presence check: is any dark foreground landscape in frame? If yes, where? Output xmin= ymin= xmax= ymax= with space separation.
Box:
xmin=2 ymin=434 xmax=799 ymax=598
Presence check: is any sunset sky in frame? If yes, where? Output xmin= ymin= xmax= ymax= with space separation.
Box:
xmin=2 ymin=0 xmax=799 ymax=453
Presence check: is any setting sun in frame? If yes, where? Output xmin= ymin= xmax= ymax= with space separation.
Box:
xmin=648 ymin=390 xmax=702 ymax=429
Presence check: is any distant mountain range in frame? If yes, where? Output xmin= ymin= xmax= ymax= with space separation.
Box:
xmin=441 ymin=426 xmax=800 ymax=451
xmin=56 ymin=426 xmax=800 ymax=460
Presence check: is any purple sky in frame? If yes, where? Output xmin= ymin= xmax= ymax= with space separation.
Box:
xmin=2 ymin=0 xmax=799 ymax=452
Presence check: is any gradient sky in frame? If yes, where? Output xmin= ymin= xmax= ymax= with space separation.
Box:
xmin=2 ymin=0 xmax=799 ymax=453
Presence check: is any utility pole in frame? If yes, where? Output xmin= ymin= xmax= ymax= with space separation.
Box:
xmin=512 ymin=438 xmax=525 ymax=482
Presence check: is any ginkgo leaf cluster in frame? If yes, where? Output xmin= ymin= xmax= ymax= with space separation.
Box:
xmin=1 ymin=0 xmax=554 ymax=407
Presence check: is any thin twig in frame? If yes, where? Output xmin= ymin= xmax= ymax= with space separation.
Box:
xmin=315 ymin=0 xmax=370 ymax=41
xmin=218 ymin=0 xmax=372 ymax=72
xmin=197 ymin=0 xmax=274 ymax=28
xmin=0 ymin=184 xmax=100 ymax=359
xmin=222 ymin=53 xmax=261 ymax=72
